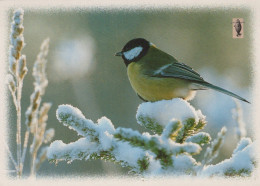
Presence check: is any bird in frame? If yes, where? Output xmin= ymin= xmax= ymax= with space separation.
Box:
xmin=115 ymin=38 xmax=250 ymax=103
xmin=234 ymin=19 xmax=242 ymax=37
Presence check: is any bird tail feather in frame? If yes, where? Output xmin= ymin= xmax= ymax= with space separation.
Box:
xmin=196 ymin=82 xmax=250 ymax=103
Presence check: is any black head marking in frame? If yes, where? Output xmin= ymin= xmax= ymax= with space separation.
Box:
xmin=119 ymin=38 xmax=150 ymax=66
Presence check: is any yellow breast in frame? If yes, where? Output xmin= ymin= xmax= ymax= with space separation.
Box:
xmin=127 ymin=62 xmax=195 ymax=102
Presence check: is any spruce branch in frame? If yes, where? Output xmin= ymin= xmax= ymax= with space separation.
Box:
xmin=161 ymin=120 xmax=182 ymax=140
xmin=202 ymin=127 xmax=227 ymax=166
xmin=185 ymin=132 xmax=211 ymax=146
xmin=56 ymin=105 xmax=99 ymax=140
xmin=200 ymin=138 xmax=255 ymax=177
xmin=137 ymin=115 xmax=164 ymax=134
xmin=48 ymin=99 xmax=255 ymax=177
xmin=49 ymin=102 xmax=203 ymax=174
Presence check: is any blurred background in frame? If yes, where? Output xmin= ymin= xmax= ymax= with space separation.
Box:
xmin=7 ymin=8 xmax=252 ymax=177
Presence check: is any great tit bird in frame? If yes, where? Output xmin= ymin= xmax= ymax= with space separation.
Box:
xmin=115 ymin=38 xmax=250 ymax=103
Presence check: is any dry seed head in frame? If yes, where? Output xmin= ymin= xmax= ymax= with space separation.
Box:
xmin=36 ymin=147 xmax=48 ymax=171
xmin=13 ymin=8 xmax=24 ymax=24
xmin=14 ymin=36 xmax=25 ymax=53
xmin=18 ymin=55 xmax=28 ymax=79
xmin=11 ymin=25 xmax=24 ymax=38
xmin=44 ymin=128 xmax=55 ymax=144
xmin=219 ymin=127 xmax=227 ymax=136
xmin=6 ymin=74 xmax=16 ymax=92
xmin=25 ymin=89 xmax=41 ymax=127
xmin=9 ymin=55 xmax=17 ymax=75
xmin=29 ymin=118 xmax=38 ymax=134
xmin=39 ymin=103 xmax=52 ymax=116
xmin=32 ymin=123 xmax=47 ymax=155
xmin=33 ymin=38 xmax=50 ymax=95
xmin=9 ymin=9 xmax=25 ymax=77
xmin=10 ymin=46 xmax=20 ymax=60
xmin=32 ymin=90 xmax=41 ymax=107
xmin=40 ymin=38 xmax=50 ymax=53
xmin=38 ymin=103 xmax=52 ymax=129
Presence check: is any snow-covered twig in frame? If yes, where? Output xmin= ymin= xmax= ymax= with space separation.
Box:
xmin=47 ymin=90 xmax=255 ymax=177
xmin=48 ymin=99 xmax=209 ymax=175
xmin=200 ymin=138 xmax=255 ymax=177
xmin=202 ymin=127 xmax=227 ymax=166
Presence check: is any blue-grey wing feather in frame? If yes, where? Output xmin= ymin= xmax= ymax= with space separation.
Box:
xmin=152 ymin=62 xmax=205 ymax=83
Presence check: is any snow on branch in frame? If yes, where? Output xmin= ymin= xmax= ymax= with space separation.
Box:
xmin=200 ymin=138 xmax=256 ymax=177
xmin=202 ymin=127 xmax=227 ymax=165
xmin=47 ymin=99 xmax=256 ymax=176
xmin=56 ymin=105 xmax=100 ymax=140
xmin=136 ymin=98 xmax=207 ymax=143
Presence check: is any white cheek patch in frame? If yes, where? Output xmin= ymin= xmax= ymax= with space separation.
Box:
xmin=124 ymin=46 xmax=143 ymax=60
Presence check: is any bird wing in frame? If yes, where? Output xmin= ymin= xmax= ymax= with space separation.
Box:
xmin=151 ymin=62 xmax=205 ymax=83
xmin=148 ymin=62 xmax=250 ymax=103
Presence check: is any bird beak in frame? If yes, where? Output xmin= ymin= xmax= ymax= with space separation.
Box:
xmin=115 ymin=51 xmax=123 ymax=56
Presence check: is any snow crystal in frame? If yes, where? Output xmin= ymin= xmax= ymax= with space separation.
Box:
xmin=137 ymin=98 xmax=203 ymax=127
xmin=44 ymin=128 xmax=55 ymax=143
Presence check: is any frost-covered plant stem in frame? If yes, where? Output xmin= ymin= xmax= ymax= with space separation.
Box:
xmin=7 ymin=9 xmax=54 ymax=178
xmin=16 ymin=79 xmax=23 ymax=177
xmin=21 ymin=128 xmax=30 ymax=167
xmin=8 ymin=8 xmax=26 ymax=178
xmin=31 ymin=146 xmax=37 ymax=176
xmin=5 ymin=142 xmax=18 ymax=171
xmin=202 ymin=127 xmax=227 ymax=166
xmin=27 ymin=38 xmax=51 ymax=177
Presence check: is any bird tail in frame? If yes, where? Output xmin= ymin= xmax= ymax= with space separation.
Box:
xmin=196 ymin=82 xmax=250 ymax=103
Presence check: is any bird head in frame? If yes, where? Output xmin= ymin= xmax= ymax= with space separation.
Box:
xmin=115 ymin=38 xmax=151 ymax=66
